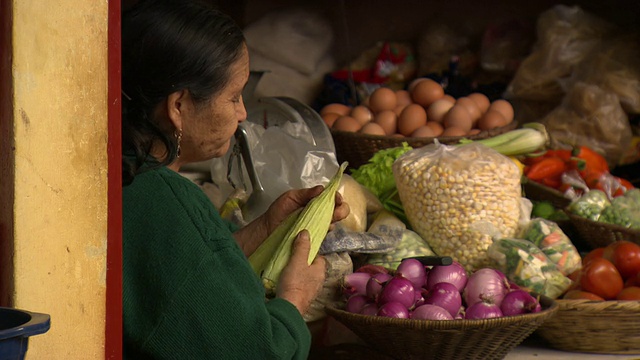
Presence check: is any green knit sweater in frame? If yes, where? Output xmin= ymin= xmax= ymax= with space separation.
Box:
xmin=123 ymin=166 xmax=311 ymax=359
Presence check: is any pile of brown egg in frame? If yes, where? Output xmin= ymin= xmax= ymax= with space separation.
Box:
xmin=321 ymin=78 xmax=514 ymax=138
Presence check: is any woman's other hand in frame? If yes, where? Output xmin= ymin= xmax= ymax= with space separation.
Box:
xmin=276 ymin=230 xmax=326 ymax=315
xmin=264 ymin=185 xmax=350 ymax=235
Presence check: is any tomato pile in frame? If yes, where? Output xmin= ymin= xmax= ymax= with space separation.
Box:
xmin=564 ymin=240 xmax=640 ymax=301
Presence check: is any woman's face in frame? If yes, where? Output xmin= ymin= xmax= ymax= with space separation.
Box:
xmin=178 ymin=44 xmax=249 ymax=164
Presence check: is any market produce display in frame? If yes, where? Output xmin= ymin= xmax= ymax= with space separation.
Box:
xmin=393 ymin=141 xmax=522 ymax=271
xmin=321 ymin=79 xmax=515 ymax=138
xmin=521 ymin=146 xmax=635 ymax=200
xmin=563 ymin=240 xmax=640 ymax=300
xmin=340 ymin=259 xmax=542 ymax=320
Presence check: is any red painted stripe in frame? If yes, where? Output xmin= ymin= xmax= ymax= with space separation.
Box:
xmin=106 ymin=0 xmax=123 ymax=359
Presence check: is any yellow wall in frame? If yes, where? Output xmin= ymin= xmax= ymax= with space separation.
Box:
xmin=10 ymin=0 xmax=108 ymax=358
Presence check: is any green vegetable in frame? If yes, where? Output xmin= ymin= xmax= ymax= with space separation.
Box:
xmin=249 ymin=162 xmax=348 ymax=295
xmin=567 ymin=189 xmax=610 ymax=220
xmin=457 ymin=122 xmax=549 ymax=156
xmin=598 ymin=192 xmax=640 ymax=230
xmin=531 ymin=201 xmax=556 ymax=219
xmin=350 ymin=143 xmax=412 ymax=224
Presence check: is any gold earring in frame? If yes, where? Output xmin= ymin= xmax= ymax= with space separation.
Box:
xmin=175 ymin=129 xmax=182 ymax=158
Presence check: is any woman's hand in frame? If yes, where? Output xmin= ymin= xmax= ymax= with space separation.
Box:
xmin=234 ymin=185 xmax=350 ymax=257
xmin=263 ymin=185 xmax=350 ymax=235
xmin=276 ymin=230 xmax=326 ymax=315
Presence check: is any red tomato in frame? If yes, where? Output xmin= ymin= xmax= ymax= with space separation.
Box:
xmin=582 ymin=247 xmax=604 ymax=266
xmin=602 ymin=240 xmax=640 ymax=280
xmin=625 ymin=272 xmax=640 ymax=288
xmin=562 ymin=289 xmax=605 ymax=301
xmin=616 ymin=286 xmax=640 ymax=300
xmin=580 ymin=258 xmax=624 ymax=300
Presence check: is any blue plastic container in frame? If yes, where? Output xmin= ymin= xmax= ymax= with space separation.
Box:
xmin=0 ymin=307 xmax=50 ymax=360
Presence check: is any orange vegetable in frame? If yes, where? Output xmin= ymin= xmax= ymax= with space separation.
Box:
xmin=525 ymin=157 xmax=566 ymax=181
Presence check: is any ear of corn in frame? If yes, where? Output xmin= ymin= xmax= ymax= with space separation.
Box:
xmin=248 ymin=208 xmax=303 ymax=276
xmin=249 ymin=162 xmax=348 ymax=295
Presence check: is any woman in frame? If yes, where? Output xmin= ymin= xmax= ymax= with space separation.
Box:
xmin=121 ymin=1 xmax=349 ymax=359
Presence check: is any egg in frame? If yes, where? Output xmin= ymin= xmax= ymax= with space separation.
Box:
xmin=467 ymin=93 xmax=491 ymax=114
xmin=441 ymin=126 xmax=468 ymax=137
xmin=408 ymin=78 xmax=428 ymax=92
xmin=478 ymin=110 xmax=508 ymax=131
xmin=489 ymin=99 xmax=514 ymax=123
xmin=332 ymin=115 xmax=361 ymax=132
xmin=411 ymin=125 xmax=439 ymax=138
xmin=455 ymin=97 xmax=482 ymax=124
xmin=443 ymin=105 xmax=473 ymax=132
xmin=395 ymin=90 xmax=413 ymax=107
xmin=350 ymin=105 xmax=373 ymax=126
xmin=425 ymin=121 xmax=444 ymax=137
xmin=322 ymin=113 xmax=340 ymax=128
xmin=320 ymin=103 xmax=351 ymax=117
xmin=411 ymin=79 xmax=444 ymax=108
xmin=427 ymin=99 xmax=454 ymax=123
xmin=443 ymin=94 xmax=456 ymax=104
xmin=393 ymin=104 xmax=408 ymax=117
xmin=368 ymin=87 xmax=397 ymax=113
xmin=373 ymin=110 xmax=398 ymax=135
xmin=397 ymin=104 xmax=428 ymax=136
xmin=359 ymin=122 xmax=387 ymax=136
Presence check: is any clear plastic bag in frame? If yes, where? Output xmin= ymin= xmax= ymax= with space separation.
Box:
xmin=504 ymin=5 xmax=616 ymax=101
xmin=567 ymin=189 xmax=611 ymax=220
xmin=541 ymin=82 xmax=633 ymax=167
xmin=393 ymin=142 xmax=522 ymax=272
xmin=303 ymin=252 xmax=352 ymax=322
xmin=520 ymin=218 xmax=582 ymax=276
xmin=366 ymin=229 xmax=436 ymax=270
xmin=488 ymin=237 xmax=573 ymax=299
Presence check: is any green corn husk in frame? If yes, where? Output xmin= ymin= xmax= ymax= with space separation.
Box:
xmin=249 ymin=162 xmax=348 ymax=295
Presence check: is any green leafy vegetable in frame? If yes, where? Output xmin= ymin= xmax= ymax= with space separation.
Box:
xmin=350 ymin=143 xmax=413 ymax=224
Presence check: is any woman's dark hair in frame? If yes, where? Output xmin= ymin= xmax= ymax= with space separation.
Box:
xmin=121 ymin=0 xmax=245 ymax=185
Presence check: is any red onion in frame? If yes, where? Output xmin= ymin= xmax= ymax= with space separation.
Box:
xmin=500 ymin=290 xmax=541 ymax=316
xmin=377 ymin=301 xmax=410 ymax=318
xmin=360 ymin=303 xmax=378 ymax=316
xmin=342 ymin=272 xmax=371 ymax=298
xmin=355 ymin=264 xmax=389 ymax=275
xmin=414 ymin=288 xmax=426 ymax=308
xmin=465 ymin=301 xmax=503 ymax=319
xmin=411 ymin=304 xmax=453 ymax=320
xmin=345 ymin=294 xmax=370 ymax=314
xmin=378 ymin=276 xmax=416 ymax=309
xmin=366 ymin=272 xmax=392 ymax=300
xmin=396 ymin=258 xmax=427 ymax=289
xmin=463 ymin=268 xmax=509 ymax=307
xmin=426 ymin=261 xmax=468 ymax=292
xmin=423 ymin=282 xmax=462 ymax=318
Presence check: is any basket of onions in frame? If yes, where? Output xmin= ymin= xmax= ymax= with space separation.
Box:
xmin=325 ymin=258 xmax=558 ymax=360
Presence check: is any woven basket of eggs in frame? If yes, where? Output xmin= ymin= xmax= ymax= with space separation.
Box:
xmin=323 ymin=78 xmax=518 ymax=169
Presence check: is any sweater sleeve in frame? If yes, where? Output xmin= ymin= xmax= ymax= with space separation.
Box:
xmin=123 ymin=168 xmax=311 ymax=360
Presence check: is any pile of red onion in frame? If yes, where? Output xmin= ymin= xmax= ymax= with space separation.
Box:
xmin=341 ymin=260 xmax=542 ymax=320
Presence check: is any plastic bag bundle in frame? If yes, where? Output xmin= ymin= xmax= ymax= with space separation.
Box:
xmin=393 ymin=142 xmax=522 ymax=272
xmin=520 ymin=218 xmax=582 ymax=276
xmin=488 ymin=238 xmax=572 ymax=299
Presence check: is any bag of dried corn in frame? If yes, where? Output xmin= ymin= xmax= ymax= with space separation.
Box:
xmin=393 ymin=142 xmax=522 ymax=272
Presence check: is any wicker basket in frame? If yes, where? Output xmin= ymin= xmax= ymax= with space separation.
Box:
xmin=566 ymin=212 xmax=640 ymax=249
xmin=325 ymin=295 xmax=558 ymax=360
xmin=331 ymin=121 xmax=518 ymax=170
xmin=521 ymin=179 xmax=572 ymax=209
xmin=536 ymin=299 xmax=640 ymax=354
